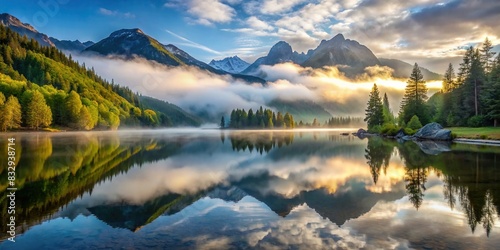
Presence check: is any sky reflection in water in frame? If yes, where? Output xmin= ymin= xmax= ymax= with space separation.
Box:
xmin=1 ymin=129 xmax=500 ymax=249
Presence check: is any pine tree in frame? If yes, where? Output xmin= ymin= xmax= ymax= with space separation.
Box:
xmin=365 ymin=84 xmax=384 ymax=129
xmin=485 ymin=54 xmax=500 ymax=126
xmin=480 ymin=38 xmax=496 ymax=73
xmin=443 ymin=63 xmax=455 ymax=93
xmin=399 ymin=63 xmax=429 ymax=124
xmin=220 ymin=116 xmax=225 ymax=128
xmin=26 ymin=90 xmax=52 ymax=129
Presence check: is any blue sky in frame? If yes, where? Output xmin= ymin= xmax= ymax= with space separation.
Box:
xmin=1 ymin=0 xmax=499 ymax=72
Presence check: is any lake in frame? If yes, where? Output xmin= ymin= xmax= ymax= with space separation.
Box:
xmin=1 ymin=129 xmax=500 ymax=249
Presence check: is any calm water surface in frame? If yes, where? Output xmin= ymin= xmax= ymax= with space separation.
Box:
xmin=1 ymin=129 xmax=500 ymax=249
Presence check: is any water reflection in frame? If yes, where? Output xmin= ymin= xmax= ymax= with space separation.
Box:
xmin=0 ymin=130 xmax=500 ymax=249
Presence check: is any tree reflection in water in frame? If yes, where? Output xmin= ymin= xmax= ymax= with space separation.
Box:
xmin=364 ymin=137 xmax=500 ymax=236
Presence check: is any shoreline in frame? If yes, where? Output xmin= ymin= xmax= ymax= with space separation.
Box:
xmin=453 ymin=138 xmax=500 ymax=146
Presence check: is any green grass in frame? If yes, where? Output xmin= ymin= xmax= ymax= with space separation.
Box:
xmin=448 ymin=127 xmax=500 ymax=140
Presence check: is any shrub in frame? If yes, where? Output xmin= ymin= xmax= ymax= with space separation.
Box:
xmin=467 ymin=115 xmax=485 ymax=128
xmin=368 ymin=125 xmax=382 ymax=134
xmin=480 ymin=134 xmax=488 ymax=140
xmin=451 ymin=133 xmax=457 ymax=139
xmin=381 ymin=123 xmax=399 ymax=136
xmin=404 ymin=128 xmax=416 ymax=135
xmin=407 ymin=115 xmax=423 ymax=130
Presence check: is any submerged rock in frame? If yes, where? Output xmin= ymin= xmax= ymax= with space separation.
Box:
xmin=413 ymin=123 xmax=452 ymax=141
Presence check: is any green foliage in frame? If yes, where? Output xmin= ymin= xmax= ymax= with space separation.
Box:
xmin=229 ymin=107 xmax=294 ymax=129
xmin=26 ymin=90 xmax=52 ymax=129
xmin=0 ymin=94 xmax=22 ymax=131
xmin=407 ymin=115 xmax=423 ymax=130
xmin=467 ymin=115 xmax=486 ymax=127
xmin=399 ymin=63 xmax=430 ymax=125
xmin=368 ymin=125 xmax=382 ymax=134
xmin=404 ymin=128 xmax=416 ymax=135
xmin=0 ymin=25 xmax=197 ymax=131
xmin=380 ymin=123 xmax=399 ymax=136
xmin=138 ymin=96 xmax=201 ymax=127
xmin=365 ymin=84 xmax=384 ymax=129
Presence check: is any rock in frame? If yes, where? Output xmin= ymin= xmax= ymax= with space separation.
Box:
xmin=395 ymin=129 xmax=405 ymax=138
xmin=413 ymin=140 xmax=451 ymax=155
xmin=340 ymin=132 xmax=350 ymax=136
xmin=413 ymin=123 xmax=452 ymax=141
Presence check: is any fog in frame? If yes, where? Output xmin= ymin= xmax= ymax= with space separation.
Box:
xmin=73 ymin=55 xmax=442 ymax=118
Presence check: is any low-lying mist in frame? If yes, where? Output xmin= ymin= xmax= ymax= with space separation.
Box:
xmin=73 ymin=54 xmax=441 ymax=120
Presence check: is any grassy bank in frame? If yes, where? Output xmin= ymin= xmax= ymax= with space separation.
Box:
xmin=448 ymin=127 xmax=500 ymax=140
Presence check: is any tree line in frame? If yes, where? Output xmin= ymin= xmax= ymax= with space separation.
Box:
xmin=222 ymin=107 xmax=295 ymax=129
xmin=364 ymin=37 xmax=500 ymax=134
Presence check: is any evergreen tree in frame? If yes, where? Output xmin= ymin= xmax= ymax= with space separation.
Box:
xmin=485 ymin=54 xmax=500 ymax=126
xmin=443 ymin=63 xmax=455 ymax=93
xmin=399 ymin=63 xmax=429 ymax=124
xmin=365 ymin=84 xmax=384 ymax=129
xmin=26 ymin=90 xmax=52 ymax=129
xmin=276 ymin=112 xmax=284 ymax=127
xmin=382 ymin=93 xmax=394 ymax=124
xmin=220 ymin=116 xmax=225 ymax=128
xmin=480 ymin=37 xmax=496 ymax=73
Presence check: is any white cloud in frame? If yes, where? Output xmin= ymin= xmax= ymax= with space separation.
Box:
xmin=246 ymin=16 xmax=274 ymax=31
xmin=98 ymin=8 xmax=135 ymax=18
xmin=165 ymin=29 xmax=222 ymax=55
xmin=165 ymin=0 xmax=236 ymax=26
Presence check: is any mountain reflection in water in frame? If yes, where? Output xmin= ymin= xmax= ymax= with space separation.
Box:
xmin=1 ymin=129 xmax=500 ymax=249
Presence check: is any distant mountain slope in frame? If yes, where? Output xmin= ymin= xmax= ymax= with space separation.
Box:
xmin=49 ymin=38 xmax=94 ymax=52
xmin=0 ymin=13 xmax=54 ymax=47
xmin=139 ymin=96 xmax=202 ymax=127
xmin=84 ymin=28 xmax=185 ymax=66
xmin=302 ymin=34 xmax=380 ymax=75
xmin=0 ymin=13 xmax=94 ymax=53
xmin=85 ymin=28 xmax=265 ymax=84
xmin=241 ymin=41 xmax=309 ymax=76
xmin=209 ymin=56 xmax=250 ymax=74
xmin=268 ymin=99 xmax=332 ymax=124
xmin=379 ymin=58 xmax=442 ymax=80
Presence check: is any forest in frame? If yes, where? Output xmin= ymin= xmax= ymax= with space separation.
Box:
xmin=364 ymin=38 xmax=500 ymax=135
xmin=0 ymin=25 xmax=192 ymax=131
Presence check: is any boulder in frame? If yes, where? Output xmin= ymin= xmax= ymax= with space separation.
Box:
xmin=413 ymin=123 xmax=452 ymax=141
xmin=395 ymin=129 xmax=405 ymax=139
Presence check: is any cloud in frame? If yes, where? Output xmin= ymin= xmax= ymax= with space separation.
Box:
xmin=165 ymin=0 xmax=236 ymax=26
xmin=98 ymin=8 xmax=135 ymax=19
xmin=244 ymin=0 xmax=308 ymax=15
xmin=165 ymin=29 xmax=222 ymax=55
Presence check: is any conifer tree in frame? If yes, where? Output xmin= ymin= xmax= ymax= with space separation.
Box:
xmin=443 ymin=63 xmax=455 ymax=93
xmin=399 ymin=63 xmax=429 ymax=124
xmin=365 ymin=84 xmax=384 ymax=129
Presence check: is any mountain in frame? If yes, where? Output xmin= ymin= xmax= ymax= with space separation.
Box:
xmin=0 ymin=24 xmax=200 ymax=129
xmin=379 ymin=58 xmax=442 ymax=80
xmin=241 ymin=41 xmax=309 ymax=76
xmin=209 ymin=56 xmax=250 ymax=74
xmin=0 ymin=13 xmax=55 ymax=47
xmin=49 ymin=38 xmax=94 ymax=52
xmin=85 ymin=28 xmax=265 ymax=84
xmin=302 ymin=34 xmax=380 ymax=74
xmin=0 ymin=13 xmax=94 ymax=53
xmin=84 ymin=28 xmax=185 ymax=66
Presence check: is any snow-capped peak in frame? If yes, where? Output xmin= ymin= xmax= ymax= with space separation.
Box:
xmin=209 ymin=56 xmax=250 ymax=74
